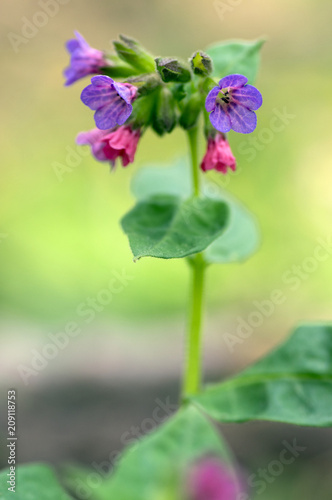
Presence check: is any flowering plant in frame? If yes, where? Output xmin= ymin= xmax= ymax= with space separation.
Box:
xmin=2 ymin=32 xmax=332 ymax=500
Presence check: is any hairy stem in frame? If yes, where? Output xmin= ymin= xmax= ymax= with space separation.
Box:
xmin=187 ymin=126 xmax=200 ymax=197
xmin=182 ymin=128 xmax=206 ymax=398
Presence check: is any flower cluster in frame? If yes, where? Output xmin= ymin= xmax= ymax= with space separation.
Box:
xmin=64 ymin=33 xmax=262 ymax=173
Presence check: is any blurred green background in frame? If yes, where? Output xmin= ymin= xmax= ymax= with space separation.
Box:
xmin=0 ymin=0 xmax=332 ymax=326
xmin=1 ymin=0 xmax=332 ymax=331
xmin=1 ymin=0 xmax=332 ymax=498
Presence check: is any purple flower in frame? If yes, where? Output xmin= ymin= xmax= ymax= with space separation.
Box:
xmin=81 ymin=75 xmax=137 ymax=130
xmin=187 ymin=458 xmax=241 ymax=500
xmin=64 ymin=31 xmax=106 ymax=86
xmin=205 ymin=74 xmax=262 ymax=134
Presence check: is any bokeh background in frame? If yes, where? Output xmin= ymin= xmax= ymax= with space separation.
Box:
xmin=1 ymin=0 xmax=332 ymax=498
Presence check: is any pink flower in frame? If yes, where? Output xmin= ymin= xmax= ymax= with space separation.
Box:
xmin=76 ymin=125 xmax=140 ymax=168
xmin=201 ymin=133 xmax=236 ymax=174
xmin=187 ymin=458 xmax=240 ymax=500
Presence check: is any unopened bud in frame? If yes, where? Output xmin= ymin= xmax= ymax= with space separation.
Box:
xmin=152 ymin=86 xmax=177 ymax=135
xmin=155 ymin=57 xmax=191 ymax=83
xmin=179 ymin=92 xmax=203 ymax=129
xmin=190 ymin=51 xmax=213 ymax=76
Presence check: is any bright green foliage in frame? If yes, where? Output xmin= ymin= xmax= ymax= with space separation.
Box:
xmin=191 ymin=324 xmax=332 ymax=427
xmin=93 ymin=406 xmax=235 ymax=500
xmin=131 ymin=162 xmax=260 ymax=263
xmin=204 ymin=190 xmax=260 ymax=264
xmin=121 ymin=195 xmax=229 ymax=260
xmin=0 ymin=464 xmax=73 ymax=500
xmin=206 ymin=39 xmax=265 ymax=84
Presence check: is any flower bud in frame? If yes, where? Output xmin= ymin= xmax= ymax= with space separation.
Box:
xmin=171 ymin=83 xmax=187 ymax=102
xmin=190 ymin=51 xmax=213 ymax=76
xmin=130 ymin=93 xmax=156 ymax=129
xmin=179 ymin=92 xmax=203 ymax=130
xmin=152 ymin=86 xmax=177 ymax=135
xmin=155 ymin=57 xmax=191 ymax=83
xmin=201 ymin=133 xmax=236 ymax=174
xmin=113 ymin=35 xmax=156 ymax=73
xmin=186 ymin=458 xmax=242 ymax=500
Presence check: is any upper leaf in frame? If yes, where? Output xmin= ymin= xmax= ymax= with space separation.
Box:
xmin=191 ymin=324 xmax=332 ymax=427
xmin=94 ymin=406 xmax=236 ymax=500
xmin=0 ymin=463 xmax=73 ymax=499
xmin=131 ymin=162 xmax=260 ymax=263
xmin=205 ymin=39 xmax=265 ymax=84
xmin=203 ymin=190 xmax=259 ymax=264
xmin=121 ymin=194 xmax=229 ymax=260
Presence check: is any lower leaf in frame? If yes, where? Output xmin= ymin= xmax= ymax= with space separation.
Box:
xmin=93 ymin=406 xmax=238 ymax=500
xmin=0 ymin=463 xmax=73 ymax=499
xmin=191 ymin=324 xmax=332 ymax=427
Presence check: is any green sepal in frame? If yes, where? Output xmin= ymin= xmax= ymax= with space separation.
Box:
xmin=152 ymin=86 xmax=177 ymax=135
xmin=190 ymin=51 xmax=213 ymax=76
xmin=130 ymin=93 xmax=157 ymax=129
xmin=101 ymin=54 xmax=142 ymax=78
xmin=179 ymin=92 xmax=203 ymax=130
xmin=113 ymin=34 xmax=156 ymax=73
xmin=155 ymin=57 xmax=192 ymax=83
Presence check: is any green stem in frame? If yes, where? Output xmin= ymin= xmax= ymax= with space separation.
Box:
xmin=182 ymin=128 xmax=206 ymax=398
xmin=182 ymin=254 xmax=205 ymax=397
xmin=187 ymin=126 xmax=200 ymax=197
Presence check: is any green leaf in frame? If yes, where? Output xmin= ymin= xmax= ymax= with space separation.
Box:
xmin=204 ymin=191 xmax=260 ymax=264
xmin=95 ymin=406 xmax=235 ymax=500
xmin=121 ymin=194 xmax=229 ymax=260
xmin=0 ymin=463 xmax=73 ymax=499
xmin=131 ymin=160 xmax=191 ymax=200
xmin=205 ymin=39 xmax=265 ymax=84
xmin=131 ymin=162 xmax=259 ymax=263
xmin=191 ymin=324 xmax=332 ymax=427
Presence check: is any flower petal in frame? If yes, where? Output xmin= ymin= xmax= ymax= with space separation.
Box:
xmin=227 ymin=102 xmax=257 ymax=134
xmin=73 ymin=31 xmax=89 ymax=48
xmin=66 ymin=39 xmax=80 ymax=54
xmin=219 ymin=74 xmax=248 ymax=90
xmin=116 ymin=103 xmax=133 ymax=125
xmin=81 ymin=84 xmax=117 ymax=110
xmin=209 ymin=103 xmax=231 ymax=133
xmin=76 ymin=128 xmax=109 ymax=146
xmin=90 ymin=75 xmax=114 ymax=87
xmin=205 ymin=86 xmax=220 ymax=112
xmin=113 ymin=81 xmax=134 ymax=104
xmin=94 ymin=100 xmax=129 ymax=129
xmin=231 ymin=84 xmax=263 ymax=110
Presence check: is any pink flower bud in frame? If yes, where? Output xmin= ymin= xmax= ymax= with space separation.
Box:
xmin=187 ymin=458 xmax=240 ymax=500
xmin=76 ymin=125 xmax=140 ymax=168
xmin=201 ymin=133 xmax=236 ymax=174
